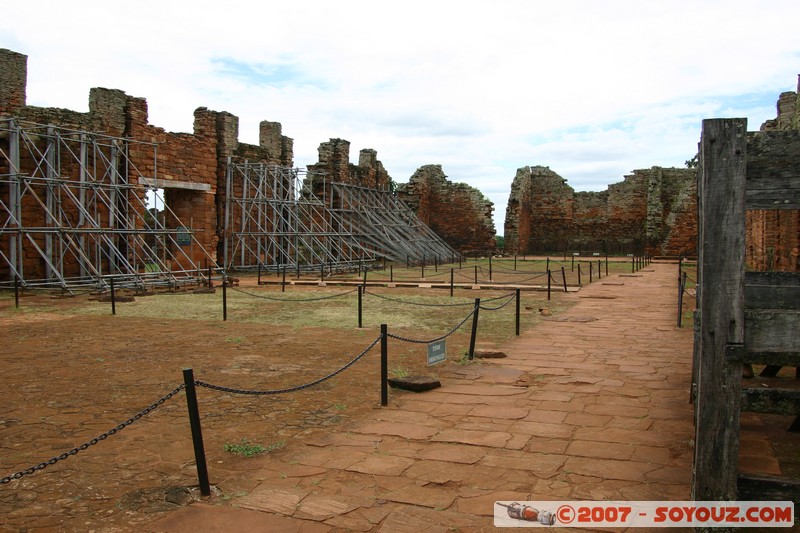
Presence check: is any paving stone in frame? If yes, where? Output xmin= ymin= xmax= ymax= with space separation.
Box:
xmin=383 ymin=486 xmax=457 ymax=508
xmin=417 ymin=443 xmax=487 ymax=464
xmin=456 ymin=490 xmax=530 ymax=516
xmin=469 ymin=405 xmax=528 ymax=419
xmin=526 ymin=438 xmax=570 ymax=454
xmin=234 ymin=488 xmax=308 ymax=515
xmin=431 ymin=428 xmax=512 ymax=448
xmin=432 ymin=384 xmax=528 ymax=396
xmin=293 ymin=495 xmax=361 ymax=522
xmin=564 ymin=457 xmax=659 ymax=481
xmin=480 ymin=452 xmax=566 ymax=478
xmin=350 ymin=421 xmax=438 ymax=440
xmin=149 ymin=503 xmax=332 ymax=532
xmin=566 ymin=440 xmax=635 ymax=461
xmin=344 ymin=455 xmax=414 ymax=476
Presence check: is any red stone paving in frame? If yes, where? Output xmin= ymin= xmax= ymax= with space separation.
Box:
xmin=148 ymin=263 xmax=710 ymax=531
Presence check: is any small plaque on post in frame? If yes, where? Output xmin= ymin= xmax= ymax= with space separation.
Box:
xmin=427 ymin=339 xmax=446 ymax=366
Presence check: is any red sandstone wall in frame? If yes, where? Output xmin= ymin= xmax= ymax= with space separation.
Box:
xmin=397 ymin=165 xmax=495 ymax=253
xmin=750 ymin=77 xmax=800 ymax=272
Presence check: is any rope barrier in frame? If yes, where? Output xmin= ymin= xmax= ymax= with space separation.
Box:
xmin=0 ymin=384 xmax=185 ymax=484
xmin=386 ymin=308 xmax=476 ymax=345
xmin=229 ymin=285 xmax=358 ymax=302
xmin=195 ymin=336 xmax=381 ymax=395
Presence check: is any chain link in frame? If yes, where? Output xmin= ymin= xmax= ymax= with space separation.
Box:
xmin=0 ymin=384 xmax=185 ymax=485
xmin=196 ymin=335 xmax=381 ymax=395
xmin=387 ymin=307 xmax=476 ymax=344
xmin=229 ymin=286 xmax=358 ymax=302
xmin=479 ymin=293 xmax=517 ymax=311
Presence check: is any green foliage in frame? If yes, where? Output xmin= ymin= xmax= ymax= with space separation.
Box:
xmin=685 ymin=154 xmax=699 ymax=169
xmin=494 ymin=235 xmax=505 ymax=250
xmin=223 ymin=438 xmax=284 ymax=457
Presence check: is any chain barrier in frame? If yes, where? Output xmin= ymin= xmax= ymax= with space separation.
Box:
xmin=0 ymin=384 xmax=185 ymax=485
xmin=479 ymin=292 xmax=517 ymax=311
xmin=387 ymin=307 xmax=476 ymax=344
xmin=364 ymin=289 xmax=474 ymax=307
xmin=196 ymin=336 xmax=381 ymax=395
xmin=229 ymin=285 xmax=358 ymax=302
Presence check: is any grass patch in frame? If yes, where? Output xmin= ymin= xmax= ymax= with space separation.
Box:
xmin=223 ymin=438 xmax=284 ymax=457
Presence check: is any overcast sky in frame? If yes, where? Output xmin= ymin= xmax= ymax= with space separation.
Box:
xmin=3 ymin=1 xmax=799 ymax=234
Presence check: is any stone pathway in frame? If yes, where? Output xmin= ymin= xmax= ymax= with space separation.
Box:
xmin=150 ymin=263 xmax=695 ymax=532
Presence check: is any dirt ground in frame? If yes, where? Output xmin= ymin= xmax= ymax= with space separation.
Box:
xmin=0 ymin=273 xmax=558 ymax=532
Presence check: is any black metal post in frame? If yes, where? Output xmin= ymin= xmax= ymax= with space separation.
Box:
xmin=488 ymin=255 xmax=492 ymax=281
xmin=468 ymin=298 xmax=480 ymax=360
xmin=677 ymin=271 xmax=685 ymax=328
xmin=320 ymin=262 xmax=324 ymax=282
xmin=182 ymin=368 xmax=211 ymax=496
xmin=390 ymin=265 xmax=393 ymax=283
xmin=14 ymin=276 xmax=19 ymax=309
xmin=589 ymin=262 xmax=593 ymax=283
xmin=222 ymin=272 xmax=227 ymax=321
xmin=435 ymin=255 xmax=438 ymax=273
xmin=363 ymin=269 xmax=367 ymax=288
xmin=208 ymin=266 xmax=213 ymax=288
xmin=110 ymin=277 xmax=116 ymax=316
xmin=421 ymin=261 xmax=425 ymax=279
xmin=450 ymin=268 xmax=454 ymax=297
xmin=380 ymin=324 xmax=388 ymax=406
xmin=632 ymin=254 xmax=635 ymax=273
xmin=578 ymin=264 xmax=582 ymax=286
xmin=281 ymin=265 xmax=286 ymax=293
xmin=605 ymin=255 xmax=609 ymax=277
xmin=546 ymin=257 xmax=549 ymax=272
xmin=257 ymin=262 xmax=262 ymax=285
xmin=358 ymin=285 xmax=363 ymax=328
xmin=547 ymin=269 xmax=551 ymax=301
xmin=514 ymin=255 xmax=517 ymax=271
xmin=515 ymin=288 xmax=520 ymax=336
xmin=406 ymin=254 xmax=409 ymax=269
xmin=571 ymin=254 xmax=574 ymax=272
xmin=561 ymin=266 xmax=567 ymax=292
xmin=598 ymin=259 xmax=602 ymax=279
xmin=474 ymin=265 xmax=478 ymax=284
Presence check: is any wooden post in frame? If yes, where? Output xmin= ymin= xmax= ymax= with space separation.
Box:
xmin=692 ymin=118 xmax=746 ymax=502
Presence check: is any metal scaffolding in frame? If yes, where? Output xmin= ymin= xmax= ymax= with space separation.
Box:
xmin=223 ymin=160 xmax=458 ymax=273
xmin=0 ymin=119 xmax=217 ymax=291
xmin=223 ymin=161 xmax=374 ymax=273
xmin=329 ymin=182 xmax=458 ymax=264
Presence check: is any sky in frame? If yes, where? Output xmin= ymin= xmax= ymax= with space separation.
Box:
xmin=3 ymin=1 xmax=799 ymax=235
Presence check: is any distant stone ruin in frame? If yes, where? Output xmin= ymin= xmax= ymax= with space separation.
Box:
xmin=750 ymin=77 xmax=800 ymax=272
xmin=503 ymin=165 xmax=696 ymax=256
xmin=396 ymin=165 xmax=496 ymax=254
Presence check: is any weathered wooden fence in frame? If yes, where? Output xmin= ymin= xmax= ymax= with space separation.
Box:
xmin=692 ymin=118 xmax=800 ymax=504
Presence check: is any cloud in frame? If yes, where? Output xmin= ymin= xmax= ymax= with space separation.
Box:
xmin=2 ymin=0 xmax=799 ymax=234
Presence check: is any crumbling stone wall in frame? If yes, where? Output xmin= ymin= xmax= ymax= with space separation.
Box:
xmin=396 ymin=165 xmax=495 ymax=253
xmin=503 ymin=165 xmax=695 ymax=255
xmin=306 ymin=138 xmax=392 ymax=190
xmin=750 ymin=75 xmax=800 ymax=272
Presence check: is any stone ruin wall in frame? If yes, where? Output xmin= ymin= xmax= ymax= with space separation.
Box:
xmin=750 ymin=77 xmax=800 ymax=272
xmin=306 ymin=138 xmax=392 ymax=191
xmin=395 ymin=165 xmax=496 ymax=254
xmin=503 ymin=165 xmax=696 ymax=256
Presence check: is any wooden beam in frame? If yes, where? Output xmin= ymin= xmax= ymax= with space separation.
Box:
xmin=745 ymin=310 xmax=800 ymax=352
xmin=693 ymin=118 xmax=747 ymax=501
xmin=746 ymin=131 xmax=800 ymax=209
xmin=738 ymin=474 xmax=800 ymax=508
xmin=745 ymin=272 xmax=800 ymax=310
xmin=741 ymin=388 xmax=800 ymax=415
